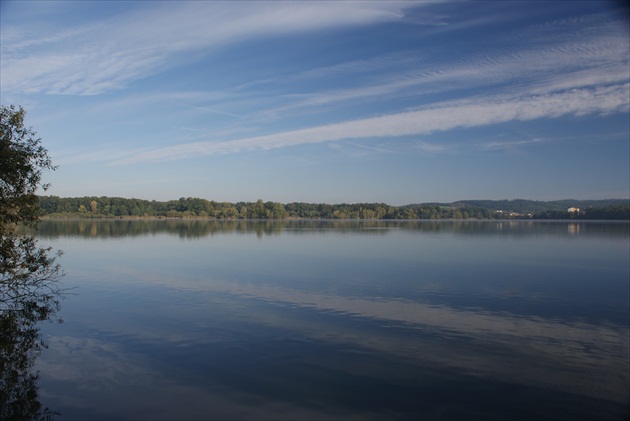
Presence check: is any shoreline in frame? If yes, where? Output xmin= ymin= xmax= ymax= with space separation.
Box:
xmin=40 ymin=216 xmax=630 ymax=222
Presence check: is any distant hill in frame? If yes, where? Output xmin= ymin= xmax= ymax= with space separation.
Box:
xmin=413 ymin=199 xmax=630 ymax=214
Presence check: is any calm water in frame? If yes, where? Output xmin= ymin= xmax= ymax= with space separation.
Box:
xmin=27 ymin=220 xmax=630 ymax=420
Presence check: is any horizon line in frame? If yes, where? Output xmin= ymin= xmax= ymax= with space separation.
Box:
xmin=36 ymin=194 xmax=630 ymax=207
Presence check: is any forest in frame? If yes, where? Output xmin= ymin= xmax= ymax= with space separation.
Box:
xmin=37 ymin=196 xmax=630 ymax=220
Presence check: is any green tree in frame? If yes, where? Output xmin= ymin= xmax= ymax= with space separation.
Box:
xmin=220 ymin=206 xmax=239 ymax=219
xmin=252 ymin=199 xmax=266 ymax=219
xmin=1 ymin=106 xmax=56 ymax=229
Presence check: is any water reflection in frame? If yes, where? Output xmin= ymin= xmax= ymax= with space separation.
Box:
xmin=568 ymin=222 xmax=580 ymax=235
xmin=89 ymin=269 xmax=628 ymax=403
xmin=28 ymin=220 xmax=630 ymax=420
xmin=0 ymin=301 xmax=60 ymax=420
xmin=30 ymin=218 xmax=630 ymax=239
xmin=1 ymin=233 xmax=64 ymax=420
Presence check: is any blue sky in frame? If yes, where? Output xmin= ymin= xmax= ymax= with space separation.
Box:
xmin=1 ymin=1 xmax=628 ymax=205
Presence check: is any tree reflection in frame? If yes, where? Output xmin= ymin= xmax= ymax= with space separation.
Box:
xmin=29 ymin=218 xmax=630 ymax=240
xmin=0 ymin=234 xmax=63 ymax=421
xmin=1 ymin=105 xmax=63 ymax=420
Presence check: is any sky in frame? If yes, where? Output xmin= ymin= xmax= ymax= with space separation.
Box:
xmin=1 ymin=1 xmax=628 ymax=205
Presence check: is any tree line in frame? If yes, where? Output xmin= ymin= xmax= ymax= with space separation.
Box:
xmin=38 ymin=196 xmax=500 ymax=219
xmin=421 ymin=199 xmax=629 ymax=214
xmin=37 ymin=196 xmax=629 ymax=220
xmin=531 ymin=205 xmax=630 ymax=220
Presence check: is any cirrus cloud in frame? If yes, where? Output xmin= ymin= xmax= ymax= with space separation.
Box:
xmin=1 ymin=1 xmax=425 ymax=96
xmin=113 ymin=82 xmax=629 ymax=165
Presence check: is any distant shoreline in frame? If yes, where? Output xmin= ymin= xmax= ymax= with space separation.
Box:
xmin=37 ymin=196 xmax=630 ymax=221
xmin=40 ymin=216 xmax=630 ymax=222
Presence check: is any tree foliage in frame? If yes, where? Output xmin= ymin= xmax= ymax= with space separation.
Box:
xmin=531 ymin=205 xmax=630 ymax=220
xmin=1 ymin=106 xmax=56 ymax=230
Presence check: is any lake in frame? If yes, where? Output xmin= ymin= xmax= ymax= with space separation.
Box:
xmin=24 ymin=220 xmax=630 ymax=419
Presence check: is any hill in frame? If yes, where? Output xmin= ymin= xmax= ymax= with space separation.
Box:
xmin=414 ymin=199 xmax=629 ymax=214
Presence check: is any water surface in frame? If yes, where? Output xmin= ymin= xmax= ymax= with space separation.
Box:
xmin=30 ymin=220 xmax=630 ymax=420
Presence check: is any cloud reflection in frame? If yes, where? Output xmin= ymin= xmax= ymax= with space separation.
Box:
xmin=74 ymin=264 xmax=629 ymax=406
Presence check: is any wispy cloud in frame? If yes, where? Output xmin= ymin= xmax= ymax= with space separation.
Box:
xmin=5 ymin=2 xmax=627 ymax=169
xmin=52 ymin=145 xmax=151 ymax=166
xmin=113 ymin=83 xmax=629 ymax=165
xmin=1 ymin=1 xmax=425 ymax=96
xmin=481 ymin=138 xmax=545 ymax=151
xmin=223 ymin=11 xmax=629 ymax=123
xmin=414 ymin=141 xmax=448 ymax=154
